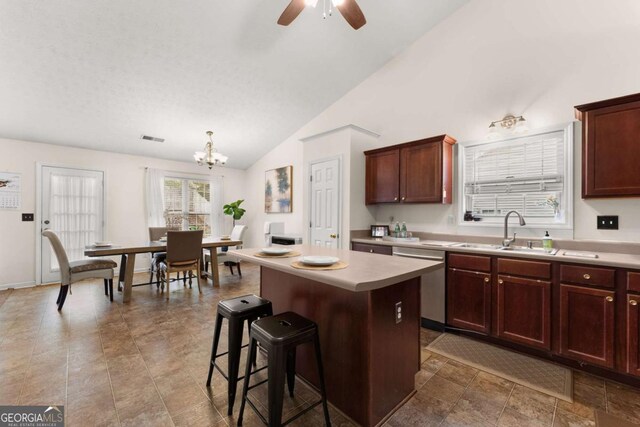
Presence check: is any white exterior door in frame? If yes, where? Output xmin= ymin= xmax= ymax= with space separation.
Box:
xmin=309 ymin=158 xmax=340 ymax=248
xmin=40 ymin=166 xmax=105 ymax=283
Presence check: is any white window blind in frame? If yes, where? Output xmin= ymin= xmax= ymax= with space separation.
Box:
xmin=462 ymin=129 xmax=567 ymax=222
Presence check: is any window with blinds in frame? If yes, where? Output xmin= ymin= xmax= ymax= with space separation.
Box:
xmin=163 ymin=177 xmax=212 ymax=236
xmin=461 ymin=128 xmax=570 ymax=225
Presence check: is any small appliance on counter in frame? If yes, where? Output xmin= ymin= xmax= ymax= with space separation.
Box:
xmin=264 ymin=221 xmax=285 ymax=246
xmin=270 ymin=234 xmax=303 ymax=246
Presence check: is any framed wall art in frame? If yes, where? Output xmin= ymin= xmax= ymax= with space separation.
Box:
xmin=265 ymin=165 xmax=292 ymax=213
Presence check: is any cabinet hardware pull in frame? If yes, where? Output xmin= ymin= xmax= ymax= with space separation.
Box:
xmin=606 ymin=296 xmax=614 ymax=302
xmin=583 ymin=274 xmax=591 ymax=280
xmin=401 ymin=196 xmax=406 ymax=201
xmin=631 ymin=300 xmax=638 ymax=306
xmin=394 ymin=196 xmax=398 ymax=201
xmin=484 ymin=277 xmax=490 ymax=283
xmin=498 ymin=279 xmax=504 ymax=284
xmin=369 ymin=249 xmax=374 ymax=253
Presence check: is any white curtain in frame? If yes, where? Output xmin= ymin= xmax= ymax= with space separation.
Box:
xmin=50 ymin=173 xmax=102 ymax=268
xmin=210 ymin=175 xmax=225 ymax=235
xmin=145 ymin=168 xmax=166 ymax=227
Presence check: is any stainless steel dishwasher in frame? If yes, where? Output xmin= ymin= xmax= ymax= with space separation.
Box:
xmin=392 ymin=246 xmax=446 ymax=327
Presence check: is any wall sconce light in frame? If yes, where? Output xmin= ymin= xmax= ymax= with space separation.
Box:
xmin=487 ymin=115 xmax=528 ymax=139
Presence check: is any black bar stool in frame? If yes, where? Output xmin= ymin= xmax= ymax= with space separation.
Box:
xmin=206 ymin=294 xmax=273 ymax=415
xmin=238 ymin=311 xmax=331 ymax=426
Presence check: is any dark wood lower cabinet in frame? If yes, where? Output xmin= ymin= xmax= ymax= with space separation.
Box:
xmin=627 ymin=294 xmax=640 ymax=377
xmin=559 ymin=284 xmax=615 ymax=368
xmin=447 ymin=268 xmax=491 ymax=334
xmin=496 ymin=275 xmax=551 ymax=350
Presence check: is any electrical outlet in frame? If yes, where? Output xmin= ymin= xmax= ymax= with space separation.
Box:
xmin=22 ymin=213 xmax=34 ymax=222
xmin=597 ymin=215 xmax=618 ymax=230
xmin=395 ymin=302 xmax=402 ymax=324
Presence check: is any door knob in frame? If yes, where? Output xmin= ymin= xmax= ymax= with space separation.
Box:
xmin=630 ymin=300 xmax=638 ymax=306
xmin=606 ymin=296 xmax=614 ymax=303
xmin=329 ymin=234 xmax=337 ymax=239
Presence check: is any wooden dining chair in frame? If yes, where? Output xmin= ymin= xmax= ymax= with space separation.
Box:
xmin=42 ymin=230 xmax=117 ymax=310
xmin=158 ymin=230 xmax=203 ymax=300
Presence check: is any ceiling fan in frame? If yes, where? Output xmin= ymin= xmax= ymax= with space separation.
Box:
xmin=277 ymin=0 xmax=366 ymax=30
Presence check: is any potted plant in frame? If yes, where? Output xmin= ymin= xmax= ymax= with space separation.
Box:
xmin=223 ymin=199 xmax=246 ymax=228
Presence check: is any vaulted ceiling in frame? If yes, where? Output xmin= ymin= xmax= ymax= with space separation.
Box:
xmin=0 ymin=0 xmax=468 ymax=169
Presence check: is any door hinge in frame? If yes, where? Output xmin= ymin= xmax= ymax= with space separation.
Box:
xmin=309 ymin=221 xmax=312 ymax=228
xmin=310 ymin=175 xmax=313 ymax=182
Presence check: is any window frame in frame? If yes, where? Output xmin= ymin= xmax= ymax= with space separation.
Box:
xmin=457 ymin=123 xmax=574 ymax=230
xmin=163 ymin=175 xmax=213 ymax=237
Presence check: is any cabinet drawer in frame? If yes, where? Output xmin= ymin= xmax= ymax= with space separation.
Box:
xmin=351 ymin=242 xmax=392 ymax=256
xmin=448 ymin=253 xmax=491 ymax=272
xmin=560 ymin=264 xmax=615 ymax=288
xmin=628 ymin=272 xmax=640 ymax=293
xmin=497 ymin=258 xmax=551 ymax=280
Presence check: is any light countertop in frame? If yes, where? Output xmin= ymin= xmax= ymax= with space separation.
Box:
xmin=352 ymin=238 xmax=640 ymax=270
xmin=229 ymin=245 xmax=443 ymax=292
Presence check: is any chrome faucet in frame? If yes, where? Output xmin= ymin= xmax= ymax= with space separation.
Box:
xmin=503 ymin=210 xmax=526 ymax=247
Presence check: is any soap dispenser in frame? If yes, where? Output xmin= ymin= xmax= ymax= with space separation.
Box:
xmin=542 ymin=231 xmax=553 ymax=253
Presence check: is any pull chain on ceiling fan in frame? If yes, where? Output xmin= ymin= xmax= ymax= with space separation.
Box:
xmin=277 ymin=0 xmax=366 ymax=30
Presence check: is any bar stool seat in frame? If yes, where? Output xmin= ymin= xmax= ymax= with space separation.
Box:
xmin=206 ymin=294 xmax=273 ymax=416
xmin=238 ymin=311 xmax=331 ymax=426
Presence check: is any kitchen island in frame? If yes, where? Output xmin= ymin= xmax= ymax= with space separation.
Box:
xmin=229 ymin=245 xmax=443 ymax=426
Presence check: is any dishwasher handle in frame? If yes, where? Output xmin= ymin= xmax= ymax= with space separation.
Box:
xmin=393 ymin=251 xmax=444 ymax=261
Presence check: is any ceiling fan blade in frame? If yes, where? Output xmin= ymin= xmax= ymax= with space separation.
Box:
xmin=337 ymin=0 xmax=366 ymax=30
xmin=277 ymin=0 xmax=306 ymax=26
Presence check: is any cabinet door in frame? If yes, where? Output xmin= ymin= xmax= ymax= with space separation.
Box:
xmin=400 ymin=142 xmax=442 ymax=203
xmin=351 ymin=242 xmax=392 ymax=256
xmin=365 ymin=149 xmax=400 ymax=204
xmin=447 ymin=268 xmax=491 ymax=334
xmin=627 ymin=295 xmax=640 ymax=377
xmin=582 ymin=100 xmax=640 ymax=198
xmin=496 ymin=275 xmax=551 ymax=350
xmin=559 ymin=284 xmax=615 ymax=368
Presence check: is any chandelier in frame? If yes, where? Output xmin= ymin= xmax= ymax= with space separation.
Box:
xmin=194 ymin=131 xmax=228 ymax=168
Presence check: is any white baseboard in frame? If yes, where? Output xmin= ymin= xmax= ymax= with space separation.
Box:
xmin=0 ymin=267 xmax=152 ymax=292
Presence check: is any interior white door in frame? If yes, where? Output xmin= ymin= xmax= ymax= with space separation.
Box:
xmin=41 ymin=166 xmax=105 ymax=283
xmin=310 ymin=158 xmax=340 ymax=248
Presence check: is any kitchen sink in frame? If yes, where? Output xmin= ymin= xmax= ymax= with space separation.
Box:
xmin=452 ymin=243 xmax=503 ymax=250
xmin=452 ymin=242 xmax=558 ymax=255
xmin=499 ymin=246 xmax=558 ymax=255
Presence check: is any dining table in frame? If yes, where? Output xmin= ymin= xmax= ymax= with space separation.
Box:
xmin=84 ymin=237 xmax=242 ymax=302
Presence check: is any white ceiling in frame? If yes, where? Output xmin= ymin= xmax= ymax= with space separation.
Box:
xmin=0 ymin=0 xmax=468 ymax=169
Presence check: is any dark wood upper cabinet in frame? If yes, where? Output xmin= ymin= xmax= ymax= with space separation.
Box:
xmin=627 ymin=294 xmax=640 ymax=377
xmin=365 ymin=135 xmax=456 ymax=205
xmin=575 ymin=93 xmax=640 ymax=198
xmin=496 ymin=275 xmax=551 ymax=350
xmin=559 ymin=284 xmax=615 ymax=368
xmin=365 ymin=149 xmax=400 ymax=204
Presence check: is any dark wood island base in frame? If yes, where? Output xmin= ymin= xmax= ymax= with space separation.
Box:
xmin=260 ymin=266 xmax=420 ymax=427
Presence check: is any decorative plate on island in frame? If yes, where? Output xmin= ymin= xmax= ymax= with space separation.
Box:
xmin=299 ymin=256 xmax=340 ymax=266
xmin=261 ymin=247 xmax=291 ymax=255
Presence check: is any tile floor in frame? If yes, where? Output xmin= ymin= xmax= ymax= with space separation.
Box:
xmin=0 ymin=263 xmax=639 ymax=426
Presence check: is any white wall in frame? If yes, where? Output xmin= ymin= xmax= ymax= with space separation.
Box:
xmin=245 ymin=0 xmax=640 ymax=243
xmin=0 ymin=137 xmax=245 ymax=288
